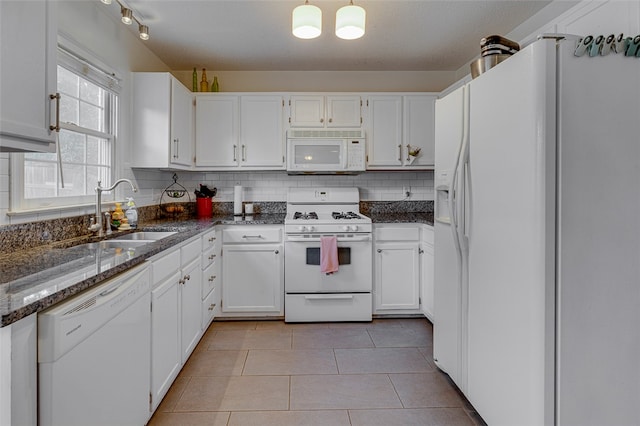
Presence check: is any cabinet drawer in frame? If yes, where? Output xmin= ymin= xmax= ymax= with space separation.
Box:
xmin=201 ymin=246 xmax=219 ymax=269
xmin=285 ymin=294 xmax=372 ymax=322
xmin=223 ymin=227 xmax=281 ymax=244
xmin=201 ymin=286 xmax=217 ymax=330
xmin=201 ymin=261 xmax=219 ymax=300
xmin=201 ymin=229 xmax=218 ymax=251
xmin=421 ymin=225 xmax=434 ymax=244
xmin=181 ymin=238 xmax=201 ymax=264
xmin=375 ymin=227 xmax=420 ymax=242
xmin=152 ymin=249 xmax=181 ymax=284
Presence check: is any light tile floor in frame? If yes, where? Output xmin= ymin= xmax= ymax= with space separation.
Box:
xmin=148 ymin=318 xmax=487 ymax=426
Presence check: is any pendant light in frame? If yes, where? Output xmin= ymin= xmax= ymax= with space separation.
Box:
xmin=335 ymin=0 xmax=366 ymax=40
xmin=292 ymin=0 xmax=322 ymax=39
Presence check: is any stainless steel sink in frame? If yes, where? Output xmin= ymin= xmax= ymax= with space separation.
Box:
xmin=74 ymin=240 xmax=152 ymax=250
xmin=114 ymin=231 xmax=177 ymax=241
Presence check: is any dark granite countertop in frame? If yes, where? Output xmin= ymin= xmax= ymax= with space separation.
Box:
xmin=369 ymin=211 xmax=434 ymax=225
xmin=0 ymin=213 xmax=285 ymax=327
xmin=1 ymin=210 xmax=435 ymax=327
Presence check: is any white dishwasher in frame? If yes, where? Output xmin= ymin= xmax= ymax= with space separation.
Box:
xmin=38 ymin=264 xmax=151 ymax=426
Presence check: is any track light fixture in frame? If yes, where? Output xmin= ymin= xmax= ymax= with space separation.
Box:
xmin=120 ymin=6 xmax=133 ymax=25
xmin=99 ymin=0 xmax=150 ymax=40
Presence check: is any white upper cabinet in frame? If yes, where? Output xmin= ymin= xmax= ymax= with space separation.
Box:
xmin=364 ymin=94 xmax=437 ymax=170
xmin=195 ymin=95 xmax=239 ymax=167
xmin=0 ymin=0 xmax=57 ymax=153
xmin=195 ymin=94 xmax=285 ymax=170
xmin=240 ymin=95 xmax=285 ymax=168
xmin=132 ymin=73 xmax=194 ymax=169
xmin=289 ymin=94 xmax=361 ymax=128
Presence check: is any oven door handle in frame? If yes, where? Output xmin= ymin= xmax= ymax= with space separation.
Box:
xmin=304 ymin=295 xmax=354 ymax=300
xmin=286 ymin=235 xmax=372 ymax=242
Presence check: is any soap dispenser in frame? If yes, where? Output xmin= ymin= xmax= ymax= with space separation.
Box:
xmin=125 ymin=197 xmax=138 ymax=229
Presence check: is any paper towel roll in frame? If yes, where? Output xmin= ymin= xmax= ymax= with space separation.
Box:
xmin=234 ymin=185 xmax=243 ymax=216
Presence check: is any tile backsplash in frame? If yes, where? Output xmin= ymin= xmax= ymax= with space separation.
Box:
xmin=1 ymin=166 xmax=433 ymax=226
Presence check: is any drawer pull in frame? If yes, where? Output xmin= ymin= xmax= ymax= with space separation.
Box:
xmin=377 ymin=249 xmax=382 ymax=253
xmin=304 ymin=295 xmax=354 ymax=300
xmin=208 ymin=303 xmax=216 ymax=311
xmin=208 ymin=275 xmax=216 ymax=282
xmin=208 ymin=254 xmax=217 ymax=260
xmin=208 ymin=237 xmax=216 ymax=242
xmin=242 ymin=235 xmax=263 ymax=239
xmin=184 ymin=274 xmax=191 ymax=281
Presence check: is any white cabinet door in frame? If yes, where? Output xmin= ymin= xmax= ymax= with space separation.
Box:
xmin=240 ymin=95 xmax=285 ymax=168
xmin=195 ymin=95 xmax=239 ymax=167
xmin=170 ymin=81 xmax=194 ymax=167
xmin=0 ymin=0 xmax=57 ymax=152
xmin=132 ymin=73 xmax=193 ymax=169
xmin=326 ymin=95 xmax=361 ymax=127
xmin=180 ymin=257 xmax=202 ymax=363
xmin=404 ymin=95 xmax=436 ymax=167
xmin=289 ymin=95 xmax=325 ymax=127
xmin=222 ymin=244 xmax=283 ymax=313
xmin=375 ymin=242 xmax=420 ymax=311
xmin=366 ymin=96 xmax=403 ymax=167
xmin=420 ymin=226 xmax=435 ymax=320
xmin=150 ymin=270 xmax=181 ymax=411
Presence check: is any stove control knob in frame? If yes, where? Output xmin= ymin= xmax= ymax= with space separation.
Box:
xmin=298 ymin=226 xmax=307 ymax=232
xmin=342 ymin=226 xmax=350 ymax=231
xmin=307 ymin=226 xmax=315 ymax=232
xmin=351 ymin=225 xmax=359 ymax=231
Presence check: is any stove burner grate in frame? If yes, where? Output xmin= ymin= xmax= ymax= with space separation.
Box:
xmin=331 ymin=211 xmax=362 ymax=220
xmin=293 ymin=212 xmax=318 ymax=220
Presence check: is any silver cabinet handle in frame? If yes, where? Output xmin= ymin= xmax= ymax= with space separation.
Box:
xmin=208 ymin=303 xmax=216 ymax=311
xmin=328 ymin=118 xmax=333 ymax=123
xmin=49 ymin=93 xmax=60 ymax=132
xmin=419 ymin=248 xmax=424 ymax=254
xmin=184 ymin=274 xmax=191 ymax=281
xmin=242 ymin=235 xmax=263 ymax=239
xmin=208 ymin=254 xmax=216 ymax=260
xmin=173 ymin=139 xmax=179 ymax=159
xmin=208 ymin=275 xmax=216 ymax=282
xmin=179 ymin=278 xmax=185 ymax=285
xmin=377 ymin=248 xmax=382 ymax=253
xmin=233 ymin=144 xmax=237 ymax=162
xmin=320 ymin=118 xmax=324 ymax=123
xmin=274 ymin=250 xmax=279 ymax=254
xmin=242 ymin=144 xmax=246 ymax=162
xmin=398 ymin=145 xmax=402 ymax=162
xmin=208 ymin=237 xmax=216 ymax=242
xmin=406 ymin=144 xmax=411 ymax=161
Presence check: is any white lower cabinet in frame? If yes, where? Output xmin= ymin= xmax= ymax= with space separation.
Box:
xmin=201 ymin=228 xmax=221 ymax=329
xmin=221 ymin=226 xmax=284 ymax=316
xmin=420 ymin=225 xmax=435 ymax=321
xmin=149 ymin=236 xmax=202 ymax=412
xmin=374 ymin=224 xmax=421 ymax=313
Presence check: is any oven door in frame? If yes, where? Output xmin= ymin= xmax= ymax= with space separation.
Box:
xmin=285 ymin=233 xmax=372 ymax=293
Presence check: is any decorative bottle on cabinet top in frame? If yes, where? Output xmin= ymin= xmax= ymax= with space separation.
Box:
xmin=211 ymin=76 xmax=219 ymax=92
xmin=200 ymin=68 xmax=209 ymax=92
xmin=192 ymin=67 xmax=197 ymax=92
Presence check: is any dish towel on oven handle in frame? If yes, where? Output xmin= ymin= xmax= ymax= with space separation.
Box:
xmin=320 ymin=236 xmax=339 ymax=274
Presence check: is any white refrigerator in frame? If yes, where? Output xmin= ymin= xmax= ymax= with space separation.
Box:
xmin=434 ymin=36 xmax=640 ymax=426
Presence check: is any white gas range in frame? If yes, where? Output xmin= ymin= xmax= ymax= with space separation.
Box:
xmin=284 ymin=187 xmax=373 ymax=322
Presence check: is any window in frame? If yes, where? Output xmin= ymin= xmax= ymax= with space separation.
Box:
xmin=13 ymin=46 xmax=120 ymax=211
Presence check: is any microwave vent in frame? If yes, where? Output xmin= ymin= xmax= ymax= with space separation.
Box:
xmin=288 ymin=129 xmax=365 ymax=139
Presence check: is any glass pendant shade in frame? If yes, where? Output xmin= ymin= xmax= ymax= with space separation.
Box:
xmin=292 ymin=2 xmax=322 ymax=39
xmin=335 ymin=3 xmax=366 ymax=40
xmin=100 ymin=0 xmax=112 ymax=4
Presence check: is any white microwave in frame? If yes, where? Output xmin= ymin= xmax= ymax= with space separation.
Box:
xmin=286 ymin=129 xmax=366 ymax=174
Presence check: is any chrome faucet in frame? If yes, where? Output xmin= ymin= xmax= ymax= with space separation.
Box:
xmin=89 ymin=178 xmax=138 ymax=237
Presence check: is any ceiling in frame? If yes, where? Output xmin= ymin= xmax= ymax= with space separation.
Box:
xmin=121 ymin=0 xmax=555 ymax=72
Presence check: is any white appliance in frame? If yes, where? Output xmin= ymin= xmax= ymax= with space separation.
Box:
xmin=38 ymin=265 xmax=151 ymax=426
xmin=434 ymin=35 xmax=640 ymax=426
xmin=286 ymin=129 xmax=366 ymax=174
xmin=284 ymin=187 xmax=373 ymax=322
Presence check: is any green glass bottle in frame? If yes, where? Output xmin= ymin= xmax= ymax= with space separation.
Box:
xmin=211 ymin=76 xmax=219 ymax=92
xmin=192 ymin=68 xmax=197 ymax=92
